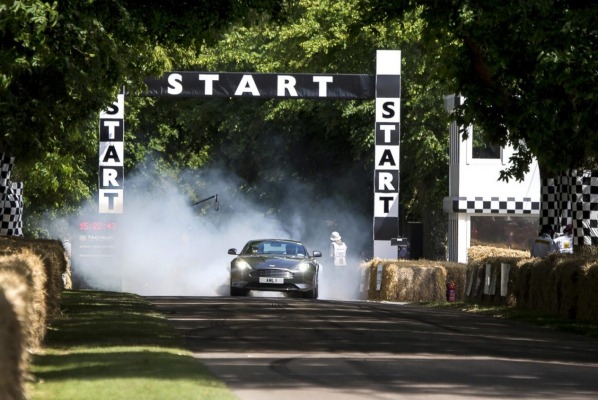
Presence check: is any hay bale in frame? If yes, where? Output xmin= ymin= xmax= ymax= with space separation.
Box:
xmin=550 ymin=257 xmax=586 ymax=319
xmin=577 ymin=260 xmax=598 ymax=321
xmin=37 ymin=241 xmax=68 ymax=317
xmin=362 ymin=258 xmax=465 ymax=302
xmin=0 ymin=274 xmax=29 ymax=400
xmin=0 ymin=236 xmax=66 ymax=319
xmin=379 ymin=262 xmax=398 ymax=301
xmin=490 ymin=253 xmax=598 ymax=320
xmin=411 ymin=264 xmax=446 ymax=302
xmin=468 ymin=245 xmax=529 ymax=265
xmin=0 ymin=251 xmax=47 ymax=349
xmin=394 ymin=264 xmax=414 ymax=301
xmin=466 ymin=246 xmax=528 ymax=306
xmin=365 ymin=258 xmax=387 ymax=300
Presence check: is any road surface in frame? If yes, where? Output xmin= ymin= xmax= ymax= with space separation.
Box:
xmin=148 ymin=296 xmax=598 ymax=399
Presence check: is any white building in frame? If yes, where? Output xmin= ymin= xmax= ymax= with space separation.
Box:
xmin=442 ymin=95 xmax=541 ymax=263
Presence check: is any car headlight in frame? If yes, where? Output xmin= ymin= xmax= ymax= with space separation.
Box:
xmin=234 ymin=259 xmax=252 ymax=270
xmin=296 ymin=262 xmax=311 ymax=272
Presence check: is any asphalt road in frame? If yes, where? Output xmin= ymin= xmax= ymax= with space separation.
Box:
xmin=147 ymin=296 xmax=598 ymax=400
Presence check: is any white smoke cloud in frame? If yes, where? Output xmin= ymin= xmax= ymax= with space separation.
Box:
xmin=46 ymin=161 xmax=372 ymax=301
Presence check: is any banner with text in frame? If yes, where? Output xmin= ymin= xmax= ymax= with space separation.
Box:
xmin=98 ymin=94 xmax=124 ymax=214
xmin=144 ymin=72 xmax=376 ymax=99
xmin=373 ymin=50 xmax=401 ymax=258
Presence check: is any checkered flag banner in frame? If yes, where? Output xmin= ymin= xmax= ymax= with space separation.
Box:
xmin=449 ymin=196 xmax=540 ymax=215
xmin=540 ymin=169 xmax=598 ymax=246
xmin=0 ymin=153 xmax=23 ymax=237
xmin=571 ymin=169 xmax=598 ymax=245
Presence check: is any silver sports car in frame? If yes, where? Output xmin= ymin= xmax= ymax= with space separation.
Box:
xmin=228 ymin=239 xmax=322 ymax=298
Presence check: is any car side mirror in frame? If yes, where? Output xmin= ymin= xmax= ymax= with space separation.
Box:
xmin=312 ymin=251 xmax=322 ymax=257
xmin=228 ymin=248 xmax=237 ymax=255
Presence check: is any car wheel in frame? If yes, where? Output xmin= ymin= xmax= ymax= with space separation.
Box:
xmin=230 ymin=286 xmax=245 ymax=296
xmin=304 ymin=285 xmax=318 ymax=299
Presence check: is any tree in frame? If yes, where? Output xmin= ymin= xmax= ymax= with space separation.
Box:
xmin=365 ymin=0 xmax=598 ymax=251
xmin=0 ymin=0 xmax=284 ymax=226
xmin=126 ymin=0 xmax=452 ymax=258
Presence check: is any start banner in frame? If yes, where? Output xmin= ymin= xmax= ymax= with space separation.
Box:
xmin=144 ymin=72 xmax=376 ymax=99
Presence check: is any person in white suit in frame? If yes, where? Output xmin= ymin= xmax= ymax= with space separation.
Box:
xmin=329 ymin=231 xmax=347 ymax=267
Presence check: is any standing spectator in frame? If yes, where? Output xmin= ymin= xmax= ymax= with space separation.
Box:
xmin=555 ymin=224 xmax=574 ymax=254
xmin=530 ymin=225 xmax=558 ymax=258
xmin=329 ymin=231 xmax=347 ymax=266
xmin=61 ymin=234 xmax=72 ymax=260
xmin=61 ymin=234 xmax=72 ymax=288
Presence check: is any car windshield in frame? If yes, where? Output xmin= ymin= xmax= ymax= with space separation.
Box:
xmin=242 ymin=240 xmax=307 ymax=257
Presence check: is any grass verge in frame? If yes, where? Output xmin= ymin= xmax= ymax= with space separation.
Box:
xmin=421 ymin=301 xmax=598 ymax=338
xmin=27 ymin=290 xmax=237 ymax=400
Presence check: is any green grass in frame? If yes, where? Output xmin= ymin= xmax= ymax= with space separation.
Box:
xmin=421 ymin=301 xmax=598 ymax=338
xmin=28 ymin=290 xmax=237 ymax=400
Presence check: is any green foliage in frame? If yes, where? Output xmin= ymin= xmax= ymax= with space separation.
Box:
xmin=0 ymin=0 xmax=285 ymax=227
xmin=3 ymin=0 xmax=453 ymax=258
xmin=125 ymin=0 xmax=451 ymax=257
xmin=394 ymin=0 xmax=598 ymax=180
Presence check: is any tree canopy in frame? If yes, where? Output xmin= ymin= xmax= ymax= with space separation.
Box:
xmin=0 ymin=0 xmax=285 ymax=216
xmin=6 ymin=1 xmax=595 ymax=256
xmin=124 ymin=0 xmax=451 ymax=257
xmin=369 ymin=0 xmax=598 ymax=180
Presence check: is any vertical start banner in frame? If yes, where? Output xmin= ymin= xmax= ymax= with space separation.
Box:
xmin=98 ymin=94 xmax=124 ymax=213
xmin=373 ymin=50 xmax=401 ymax=258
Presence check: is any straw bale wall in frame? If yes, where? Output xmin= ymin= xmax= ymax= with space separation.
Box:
xmin=0 ymin=270 xmax=30 ymax=400
xmin=364 ymin=246 xmax=598 ymax=323
xmin=466 ymin=246 xmax=598 ymax=322
xmin=363 ymin=258 xmax=467 ymax=302
xmin=0 ymin=236 xmax=69 ymax=318
xmin=0 ymin=237 xmax=66 ymax=400
xmin=465 ymin=246 xmax=530 ymax=307
xmin=0 ymin=251 xmax=47 ymax=349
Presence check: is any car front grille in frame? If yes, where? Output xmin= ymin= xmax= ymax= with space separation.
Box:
xmin=254 ymin=269 xmax=293 ymax=279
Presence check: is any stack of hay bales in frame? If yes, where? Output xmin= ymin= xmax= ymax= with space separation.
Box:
xmin=466 ymin=246 xmax=529 ymax=307
xmin=467 ymin=245 xmax=598 ymax=322
xmin=363 ymin=246 xmax=598 ymax=323
xmin=363 ymin=258 xmax=467 ymax=302
xmin=0 ymin=237 xmax=68 ymax=400
xmin=514 ymin=254 xmax=598 ymax=321
xmin=0 ymin=236 xmax=70 ymax=318
xmin=0 ymin=268 xmax=28 ymax=400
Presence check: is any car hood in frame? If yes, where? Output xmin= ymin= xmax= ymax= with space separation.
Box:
xmin=241 ymin=255 xmax=308 ymax=269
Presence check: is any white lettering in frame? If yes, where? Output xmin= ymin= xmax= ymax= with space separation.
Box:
xmin=378 ymin=172 xmax=395 ymax=191
xmin=379 ymin=124 xmax=396 ymax=143
xmin=103 ymin=121 xmax=120 ymax=140
xmin=102 ymin=169 xmax=119 ymax=187
xmin=313 ymin=76 xmax=333 ymax=97
xmin=199 ymin=74 xmax=219 ymax=95
xmin=235 ymin=75 xmax=260 ymax=96
xmin=277 ymin=75 xmax=298 ymax=97
xmin=167 ymin=73 xmax=183 ymax=95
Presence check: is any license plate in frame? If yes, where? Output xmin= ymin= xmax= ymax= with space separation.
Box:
xmin=259 ymin=277 xmax=284 ymax=284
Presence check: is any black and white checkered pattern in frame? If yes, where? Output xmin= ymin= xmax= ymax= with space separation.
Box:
xmin=0 ymin=153 xmax=14 ymax=180
xmin=0 ymin=154 xmax=23 ymax=237
xmin=540 ymin=170 xmax=598 ymax=246
xmin=448 ymin=196 xmax=540 ymax=215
